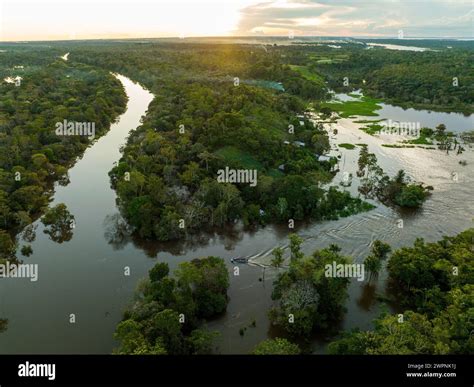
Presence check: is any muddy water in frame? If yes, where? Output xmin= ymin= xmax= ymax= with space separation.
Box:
xmin=207 ymin=112 xmax=474 ymax=353
xmin=0 ymin=80 xmax=472 ymax=354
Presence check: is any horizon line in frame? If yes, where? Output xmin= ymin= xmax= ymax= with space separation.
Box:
xmin=1 ymin=35 xmax=473 ymax=44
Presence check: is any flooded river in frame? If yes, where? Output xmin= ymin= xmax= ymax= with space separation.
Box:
xmin=0 ymin=79 xmax=472 ymax=354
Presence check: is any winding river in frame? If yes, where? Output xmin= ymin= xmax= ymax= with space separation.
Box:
xmin=0 ymin=75 xmax=155 ymax=353
xmin=0 ymin=76 xmax=472 ymax=354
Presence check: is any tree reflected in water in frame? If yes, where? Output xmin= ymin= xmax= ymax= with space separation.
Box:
xmin=103 ymin=213 xmax=133 ymax=250
xmin=0 ymin=318 xmax=8 ymax=333
xmin=41 ymin=203 xmax=75 ymax=243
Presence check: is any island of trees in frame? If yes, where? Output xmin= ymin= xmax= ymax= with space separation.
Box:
xmin=114 ymin=256 xmax=229 ymax=355
xmin=357 ymin=145 xmax=432 ymax=208
xmin=70 ymin=42 xmax=376 ymax=242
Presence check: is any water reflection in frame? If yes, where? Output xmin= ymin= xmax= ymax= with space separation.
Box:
xmin=103 ymin=213 xmax=133 ymax=250
xmin=332 ymin=91 xmax=473 ymax=133
xmin=129 ymin=224 xmax=248 ymax=258
xmin=0 ymin=319 xmax=7 ymax=333
xmin=21 ymin=224 xmax=37 ymax=243
xmin=41 ymin=205 xmax=75 ymax=244
xmin=357 ymin=283 xmax=377 ymax=311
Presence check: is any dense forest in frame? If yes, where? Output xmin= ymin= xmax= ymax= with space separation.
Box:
xmin=67 ymin=43 xmax=372 ymax=242
xmin=1 ymin=40 xmax=471 ymax=247
xmin=278 ymin=41 xmax=474 ymax=113
xmin=0 ymin=50 xmax=127 ymax=260
xmin=258 ymin=229 xmax=472 ymax=354
xmin=0 ymin=43 xmax=470 ymax=233
xmin=328 ymin=229 xmax=473 ymax=355
xmin=114 ymin=256 xmax=229 ymax=355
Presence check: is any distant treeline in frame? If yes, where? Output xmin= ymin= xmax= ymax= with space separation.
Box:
xmin=279 ymin=42 xmax=474 ymax=113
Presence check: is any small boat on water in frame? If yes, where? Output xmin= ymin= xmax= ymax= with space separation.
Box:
xmin=230 ymin=257 xmax=248 ymax=264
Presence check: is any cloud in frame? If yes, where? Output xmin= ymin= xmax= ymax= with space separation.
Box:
xmin=235 ymin=0 xmax=474 ymax=37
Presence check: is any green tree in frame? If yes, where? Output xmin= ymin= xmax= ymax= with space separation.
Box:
xmin=41 ymin=203 xmax=75 ymax=243
xmin=270 ymin=237 xmax=351 ymax=336
xmin=271 ymin=247 xmax=285 ymax=269
xmin=252 ymin=338 xmax=300 ymax=355
xmin=394 ymin=185 xmax=429 ymax=208
xmin=371 ymin=240 xmax=391 ymax=260
xmin=148 ymin=309 xmax=184 ymax=355
xmin=114 ymin=319 xmax=167 ymax=355
xmin=149 ymin=262 xmax=170 ymax=283
xmin=364 ymin=255 xmax=381 ymax=281
xmin=186 ymin=329 xmax=219 ymax=354
xmin=289 ymin=233 xmax=303 ymax=261
xmin=176 ymin=257 xmax=229 ymax=318
xmin=20 ymin=244 xmax=33 ymax=257
xmin=435 ymin=123 xmax=446 ymax=137
xmin=0 ymin=230 xmax=15 ymax=259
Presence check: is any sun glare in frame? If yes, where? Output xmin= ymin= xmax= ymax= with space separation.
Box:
xmin=0 ymin=0 xmax=261 ymax=41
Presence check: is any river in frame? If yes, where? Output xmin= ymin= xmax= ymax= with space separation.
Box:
xmin=333 ymin=91 xmax=473 ymax=133
xmin=366 ymin=43 xmax=431 ymax=52
xmin=0 ymin=77 xmax=472 ymax=354
xmin=0 ymin=75 xmax=156 ymax=353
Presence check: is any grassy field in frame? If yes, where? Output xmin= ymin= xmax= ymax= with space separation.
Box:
xmin=215 ymin=146 xmax=264 ymax=170
xmin=338 ymin=143 xmax=356 ymax=150
xmin=322 ymin=96 xmax=382 ymax=118
xmin=360 ymin=123 xmax=384 ymax=135
xmin=354 ymin=119 xmax=385 ymax=124
xmin=289 ymin=65 xmax=325 ymax=86
xmin=315 ymin=59 xmax=333 ymax=64
xmin=405 ymin=134 xmax=434 ymax=145
xmin=214 ymin=146 xmax=286 ymax=179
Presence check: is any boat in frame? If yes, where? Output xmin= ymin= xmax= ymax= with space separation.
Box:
xmin=230 ymin=257 xmax=248 ymax=264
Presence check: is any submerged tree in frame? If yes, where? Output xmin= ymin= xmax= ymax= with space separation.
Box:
xmin=357 ymin=145 xmax=430 ymax=209
xmin=364 ymin=240 xmax=391 ymax=282
xmin=41 ymin=203 xmax=75 ymax=243
xmin=269 ymin=237 xmax=350 ymax=337
xmin=0 ymin=318 xmax=8 ymax=333
xmin=271 ymin=247 xmax=285 ymax=269
xmin=364 ymin=254 xmax=382 ymax=282
xmin=288 ymin=233 xmax=304 ymax=261
xmin=329 ymin=229 xmax=473 ymax=355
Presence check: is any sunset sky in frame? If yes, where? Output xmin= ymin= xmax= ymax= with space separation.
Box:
xmin=0 ymin=0 xmax=472 ymax=41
